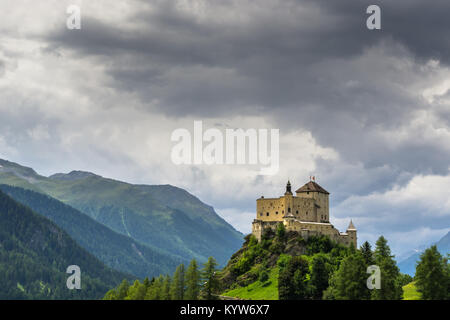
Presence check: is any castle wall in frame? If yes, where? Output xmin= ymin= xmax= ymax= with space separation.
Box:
xmin=252 ymin=218 xmax=356 ymax=247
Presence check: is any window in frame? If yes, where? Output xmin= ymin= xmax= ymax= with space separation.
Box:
xmin=296 ymin=210 xmax=299 ymax=214
xmin=276 ymin=211 xmax=278 ymax=215
xmin=288 ymin=207 xmax=291 ymax=213
xmin=282 ymin=210 xmax=284 ymax=214
xmin=266 ymin=212 xmax=269 ymax=216
xmin=260 ymin=213 xmax=263 ymax=216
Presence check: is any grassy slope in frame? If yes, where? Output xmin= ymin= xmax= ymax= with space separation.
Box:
xmin=402 ymin=281 xmax=421 ymax=300
xmin=222 ymin=268 xmax=279 ymax=300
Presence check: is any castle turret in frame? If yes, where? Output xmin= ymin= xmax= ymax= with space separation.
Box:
xmin=285 ymin=180 xmax=292 ymax=195
xmin=346 ymin=220 xmax=357 ymax=247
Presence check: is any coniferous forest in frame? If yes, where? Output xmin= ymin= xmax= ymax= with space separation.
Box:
xmin=103 ymin=224 xmax=450 ymax=300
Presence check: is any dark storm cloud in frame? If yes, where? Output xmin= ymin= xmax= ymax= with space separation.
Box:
xmin=42 ymin=0 xmax=450 ymax=192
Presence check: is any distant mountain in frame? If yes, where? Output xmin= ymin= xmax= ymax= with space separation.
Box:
xmin=0 ymin=184 xmax=183 ymax=279
xmin=0 ymin=159 xmax=243 ymax=266
xmin=397 ymin=231 xmax=450 ymax=276
xmin=0 ymin=189 xmax=128 ymax=299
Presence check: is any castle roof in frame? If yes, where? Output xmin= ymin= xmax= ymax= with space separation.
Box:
xmin=295 ymin=181 xmax=330 ymax=194
xmin=347 ymin=220 xmax=356 ymax=230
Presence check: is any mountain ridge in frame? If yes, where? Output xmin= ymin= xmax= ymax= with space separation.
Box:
xmin=0 ymin=158 xmax=244 ymax=267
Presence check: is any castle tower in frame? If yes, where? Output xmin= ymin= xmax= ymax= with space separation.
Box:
xmin=295 ymin=180 xmax=330 ymax=222
xmin=346 ymin=220 xmax=357 ymax=247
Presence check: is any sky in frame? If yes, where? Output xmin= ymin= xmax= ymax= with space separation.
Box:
xmin=1 ymin=0 xmax=449 ymax=256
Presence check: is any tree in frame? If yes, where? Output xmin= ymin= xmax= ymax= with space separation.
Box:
xmin=170 ymin=264 xmax=186 ymax=300
xmin=127 ymin=279 xmax=146 ymax=300
xmin=185 ymin=259 xmax=201 ymax=300
xmin=146 ymin=275 xmax=164 ymax=300
xmin=415 ymin=245 xmax=448 ymax=300
xmin=161 ymin=275 xmax=171 ymax=300
xmin=325 ymin=252 xmax=370 ymax=300
xmin=278 ymin=256 xmax=309 ymax=300
xmin=276 ymin=222 xmax=286 ymax=241
xmin=360 ymin=241 xmax=374 ymax=266
xmin=116 ymin=279 xmax=130 ymax=300
xmin=371 ymin=236 xmax=402 ymax=300
xmin=309 ymin=254 xmax=331 ymax=299
xmin=201 ymin=257 xmax=219 ymax=300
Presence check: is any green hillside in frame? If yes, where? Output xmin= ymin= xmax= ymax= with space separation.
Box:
xmin=219 ymin=227 xmax=353 ymax=300
xmin=0 ymin=189 xmax=128 ymax=299
xmin=0 ymin=159 xmax=243 ymax=266
xmin=0 ymin=184 xmax=183 ymax=279
xmin=222 ymin=267 xmax=279 ymax=300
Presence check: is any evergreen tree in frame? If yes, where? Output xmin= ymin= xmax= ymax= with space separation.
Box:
xmin=415 ymin=245 xmax=448 ymax=300
xmin=201 ymin=257 xmax=219 ymax=300
xmin=278 ymin=256 xmax=309 ymax=300
xmin=127 ymin=280 xmax=146 ymax=300
xmin=116 ymin=279 xmax=130 ymax=300
xmin=360 ymin=241 xmax=374 ymax=266
xmin=161 ymin=275 xmax=172 ymax=300
xmin=309 ymin=254 xmax=331 ymax=299
xmin=372 ymin=236 xmax=402 ymax=300
xmin=276 ymin=222 xmax=286 ymax=241
xmin=146 ymin=275 xmax=164 ymax=300
xmin=185 ymin=259 xmax=201 ymax=300
xmin=325 ymin=252 xmax=370 ymax=300
xmin=170 ymin=264 xmax=186 ymax=300
xmin=143 ymin=277 xmax=151 ymax=289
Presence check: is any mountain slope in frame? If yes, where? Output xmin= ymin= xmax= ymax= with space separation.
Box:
xmin=397 ymin=231 xmax=450 ymax=276
xmin=0 ymin=189 xmax=128 ymax=299
xmin=0 ymin=184 xmax=183 ymax=279
xmin=0 ymin=159 xmax=244 ymax=266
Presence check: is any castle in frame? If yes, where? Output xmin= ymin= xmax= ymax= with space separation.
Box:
xmin=252 ymin=179 xmax=357 ymax=247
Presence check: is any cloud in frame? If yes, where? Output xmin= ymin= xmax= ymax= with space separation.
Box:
xmin=0 ymin=0 xmax=449 ymax=255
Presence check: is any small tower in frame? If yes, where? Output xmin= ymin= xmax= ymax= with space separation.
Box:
xmin=346 ymin=220 xmax=357 ymax=247
xmin=285 ymin=180 xmax=292 ymax=195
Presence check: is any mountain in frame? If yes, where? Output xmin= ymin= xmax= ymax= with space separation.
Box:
xmin=0 ymin=189 xmax=128 ymax=299
xmin=397 ymin=231 xmax=450 ymax=276
xmin=0 ymin=184 xmax=183 ymax=279
xmin=0 ymin=159 xmax=243 ymax=266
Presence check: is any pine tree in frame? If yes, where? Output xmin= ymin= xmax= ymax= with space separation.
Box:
xmin=371 ymin=236 xmax=402 ymax=300
xmin=170 ymin=264 xmax=186 ymax=300
xmin=309 ymin=254 xmax=330 ymax=299
xmin=185 ymin=259 xmax=201 ymax=300
xmin=360 ymin=241 xmax=374 ymax=266
xmin=278 ymin=256 xmax=309 ymax=300
xmin=146 ymin=275 xmax=164 ymax=300
xmin=127 ymin=279 xmax=146 ymax=300
xmin=116 ymin=279 xmax=130 ymax=300
xmin=325 ymin=251 xmax=370 ymax=300
xmin=201 ymin=257 xmax=219 ymax=300
xmin=161 ymin=275 xmax=171 ymax=300
xmin=415 ymin=245 xmax=448 ymax=300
